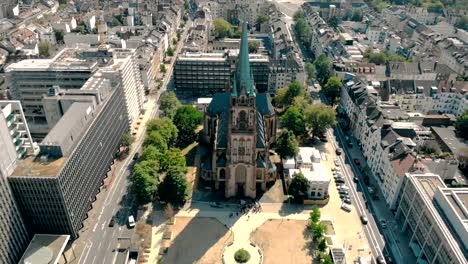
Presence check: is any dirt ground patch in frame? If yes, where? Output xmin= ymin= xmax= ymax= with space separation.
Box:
xmin=251 ymin=219 xmax=318 ymax=264
xmin=162 ymin=216 xmax=233 ymax=264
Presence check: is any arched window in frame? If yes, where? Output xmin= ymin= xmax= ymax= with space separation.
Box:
xmin=238 ymin=110 xmax=248 ymax=130
xmin=219 ymin=168 xmax=225 ymax=180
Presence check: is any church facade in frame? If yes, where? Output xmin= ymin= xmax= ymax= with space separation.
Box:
xmin=201 ymin=21 xmax=277 ymax=198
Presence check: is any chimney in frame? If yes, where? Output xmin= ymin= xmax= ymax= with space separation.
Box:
xmin=434 ymin=61 xmax=438 ymax=70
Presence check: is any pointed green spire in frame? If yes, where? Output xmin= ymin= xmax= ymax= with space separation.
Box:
xmin=233 ymin=20 xmax=255 ymax=96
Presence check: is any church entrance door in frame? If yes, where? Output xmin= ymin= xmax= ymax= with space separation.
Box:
xmin=235 ymin=165 xmax=247 ymax=197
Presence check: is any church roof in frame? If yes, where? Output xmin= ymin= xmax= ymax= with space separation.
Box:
xmin=256 ymin=111 xmax=266 ymax=149
xmin=232 ymin=21 xmax=255 ymax=96
xmin=255 ymin=93 xmax=275 ymax=116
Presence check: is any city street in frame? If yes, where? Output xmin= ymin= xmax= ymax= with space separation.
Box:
xmin=60 ymin=19 xmax=191 ymax=264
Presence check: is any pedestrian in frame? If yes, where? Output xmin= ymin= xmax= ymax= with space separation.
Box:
xmin=247 ymin=215 xmax=250 ymax=221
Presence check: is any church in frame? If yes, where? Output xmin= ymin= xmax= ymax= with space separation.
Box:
xmin=201 ymin=21 xmax=277 ymax=198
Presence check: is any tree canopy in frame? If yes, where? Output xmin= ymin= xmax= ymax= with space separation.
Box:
xmin=288 ymin=172 xmax=309 ymax=203
xmin=143 ymin=131 xmax=168 ymax=152
xmin=120 ymin=132 xmax=135 ymax=147
xmin=323 ymin=76 xmax=343 ymax=104
xmin=158 ymin=147 xmax=187 ymax=173
xmin=132 ymin=160 xmax=159 ymax=203
xmin=314 ymin=54 xmax=332 ymax=85
xmin=304 ymin=104 xmax=336 ymax=138
xmin=213 ymin=18 xmax=236 ymax=39
xmin=364 ymin=50 xmax=408 ymax=65
xmin=39 ymin=41 xmax=51 ymax=57
xmin=294 ymin=18 xmax=312 ymax=45
xmin=147 ymin=118 xmax=178 ymax=146
xmin=455 ymin=110 xmax=468 ymax=140
xmin=280 ymin=106 xmax=306 ymax=136
xmin=160 ymin=91 xmax=181 ymax=119
xmin=274 ymin=81 xmax=305 ymax=108
xmin=275 ymin=129 xmax=299 ymax=160
xmin=305 ymin=63 xmax=316 ymax=82
xmin=455 ymin=16 xmax=468 ymax=31
xmin=158 ymin=169 xmax=188 ymax=206
xmin=173 ymin=105 xmax=203 ymax=147
xmin=248 ymin=40 xmax=260 ymax=53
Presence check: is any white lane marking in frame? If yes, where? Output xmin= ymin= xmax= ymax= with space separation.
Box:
xmin=91 ymin=255 xmax=97 ymax=264
xmin=80 ymin=240 xmax=93 ymax=264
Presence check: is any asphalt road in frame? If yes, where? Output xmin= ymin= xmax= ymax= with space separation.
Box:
xmin=76 ymin=19 xmax=192 ymax=264
xmin=326 ymin=127 xmax=387 ymax=260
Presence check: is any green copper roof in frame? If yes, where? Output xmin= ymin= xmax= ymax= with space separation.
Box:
xmin=233 ymin=21 xmax=255 ymax=96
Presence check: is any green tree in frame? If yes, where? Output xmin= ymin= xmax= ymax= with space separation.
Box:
xmin=172 ymin=38 xmax=177 ymax=45
xmin=160 ymin=64 xmax=167 ymax=73
xmin=351 ymin=9 xmax=363 ymax=21
xmin=213 ymin=18 xmax=234 ymax=39
xmin=158 ymin=147 xmax=187 ymax=173
xmin=329 ymin=16 xmax=340 ymax=29
xmin=455 ymin=110 xmax=468 ymax=140
xmin=132 ymin=160 xmax=159 ymax=203
xmin=173 ymin=105 xmax=203 ymax=147
xmin=280 ymin=106 xmax=306 ymax=136
xmin=167 ymin=47 xmax=174 ymax=56
xmin=288 ymin=172 xmax=309 ymax=203
xmin=304 ymin=104 xmax=336 ymax=138
xmin=293 ymin=10 xmax=305 ymax=21
xmin=314 ymin=54 xmax=332 ymax=85
xmin=305 ymin=63 xmax=316 ymax=82
xmin=309 ymin=205 xmax=321 ymax=224
xmin=323 ymin=76 xmax=343 ymax=104
xmin=294 ymin=18 xmax=312 ymax=45
xmin=455 ymin=16 xmax=468 ymax=31
xmin=342 ymin=9 xmax=353 ymax=21
xmin=158 ymin=169 xmax=188 ymax=206
xmin=323 ymin=254 xmax=333 ymax=264
xmin=284 ymin=81 xmax=305 ymax=107
xmin=273 ymin=87 xmax=288 ymax=108
xmin=275 ymin=129 xmax=299 ymax=160
xmin=317 ymin=237 xmax=328 ymax=253
xmin=54 ymin=30 xmax=65 ymax=43
xmin=256 ymin=15 xmax=269 ymax=25
xmin=310 ymin=221 xmax=326 ymax=241
xmin=177 ymin=31 xmax=181 ymax=41
xmin=120 ymin=132 xmax=135 ymax=147
xmin=144 ymin=131 xmax=168 ymax=152
xmin=142 ymin=145 xmax=161 ymax=161
xmin=248 ymin=40 xmax=260 ymax=53
xmin=292 ymin=95 xmax=311 ymax=111
xmin=147 ymin=118 xmax=178 ymax=146
xmin=367 ymin=52 xmax=387 ymax=65
xmin=38 ymin=41 xmax=51 ymax=57
xmin=160 ymin=91 xmax=181 ymax=119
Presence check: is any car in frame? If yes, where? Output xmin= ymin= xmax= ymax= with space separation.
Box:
xmin=341 ymin=203 xmax=352 ymax=212
xmin=354 ymin=158 xmax=361 ymax=166
xmin=338 ymin=185 xmax=349 ymax=191
xmin=360 ymin=215 xmax=368 ymax=225
xmin=128 ymin=215 xmax=136 ymax=228
xmin=333 ymin=173 xmax=343 ymax=178
xmin=210 ymin=202 xmax=223 ymax=208
xmin=342 ymin=197 xmax=352 ymax=204
xmin=335 ymin=178 xmax=345 ymax=184
xmin=353 ymin=176 xmax=359 ymax=182
xmin=133 ymin=152 xmax=139 ymax=161
xmin=334 ymin=159 xmax=340 ymax=166
xmin=338 ymin=190 xmax=349 ymax=195
xmin=109 ymin=217 xmax=115 ymax=227
xmin=376 ymin=255 xmax=386 ymax=264
xmin=319 ymin=136 xmax=328 ymax=142
xmin=332 ymin=167 xmax=341 ymax=172
xmin=339 ymin=193 xmax=350 ymax=199
xmin=380 ymin=219 xmax=388 ymax=229
xmin=335 ymin=148 xmax=342 ymax=155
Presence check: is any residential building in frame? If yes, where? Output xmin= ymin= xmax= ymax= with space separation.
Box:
xmin=8 ymin=76 xmax=128 ymax=238
xmin=366 ymin=26 xmax=388 ymax=44
xmin=174 ymin=50 xmax=270 ymax=98
xmin=200 ymin=22 xmax=277 ymax=198
xmin=395 ymin=173 xmax=467 ymax=263
xmin=0 ymin=102 xmax=31 ymax=264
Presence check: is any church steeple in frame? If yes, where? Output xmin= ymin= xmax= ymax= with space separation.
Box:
xmin=233 ymin=20 xmax=255 ymax=97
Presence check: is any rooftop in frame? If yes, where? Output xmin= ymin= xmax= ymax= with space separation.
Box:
xmin=11 ymin=155 xmax=66 ymax=178
xmin=431 ymin=126 xmax=465 ymax=155
xmin=19 ymin=234 xmax=70 ymax=264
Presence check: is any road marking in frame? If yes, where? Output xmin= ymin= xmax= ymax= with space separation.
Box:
xmin=98 ymin=242 xmax=102 ymax=250
xmin=77 ymin=243 xmax=89 ymax=264
xmin=91 ymin=255 xmax=97 ymax=264
xmin=101 ymin=222 xmax=105 ymax=230
xmin=80 ymin=240 xmax=93 ymax=264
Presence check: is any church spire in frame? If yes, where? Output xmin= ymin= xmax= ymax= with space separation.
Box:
xmin=233 ymin=20 xmax=255 ymax=96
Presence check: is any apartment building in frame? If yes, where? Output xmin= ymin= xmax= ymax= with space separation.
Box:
xmin=0 ymin=102 xmax=31 ymax=264
xmin=8 ymin=77 xmax=128 ymax=238
xmin=395 ymin=173 xmax=467 ymax=263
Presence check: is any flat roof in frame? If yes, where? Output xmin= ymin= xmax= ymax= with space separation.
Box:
xmin=19 ymin=234 xmax=70 ymax=264
xmin=11 ymin=156 xmax=66 ymax=178
xmin=298 ymin=147 xmax=321 ymax=164
xmin=431 ymin=126 xmax=465 ymax=155
xmin=290 ymin=164 xmax=330 ymax=182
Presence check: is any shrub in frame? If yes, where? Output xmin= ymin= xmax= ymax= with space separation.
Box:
xmin=234 ymin=248 xmax=250 ymax=263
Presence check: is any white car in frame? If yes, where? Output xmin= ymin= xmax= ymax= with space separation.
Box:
xmin=128 ymin=215 xmax=136 ymax=228
xmin=341 ymin=203 xmax=352 ymax=212
xmin=334 ymin=159 xmax=340 ymax=166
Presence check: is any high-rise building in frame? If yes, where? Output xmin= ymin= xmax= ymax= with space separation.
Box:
xmin=200 ymin=22 xmax=277 ymax=198
xmin=174 ymin=50 xmax=270 ymax=98
xmin=8 ymin=77 xmax=128 ymax=238
xmin=0 ymin=101 xmax=32 ymax=264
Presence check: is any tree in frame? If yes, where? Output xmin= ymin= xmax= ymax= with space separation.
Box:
xmin=158 ymin=169 xmax=188 ymax=206
xmin=293 ymin=10 xmax=305 ymax=22
xmin=323 ymin=254 xmax=333 ymax=264
xmin=329 ymin=16 xmax=340 ymax=29
xmin=317 ymin=238 xmax=328 ymax=253
xmin=248 ymin=40 xmax=260 ymax=53
xmin=167 ymin=47 xmax=174 ymax=56
xmin=256 ymin=15 xmax=269 ymax=25
xmin=275 ymin=129 xmax=299 ymax=160
xmin=273 ymin=87 xmax=288 ymax=108
xmin=455 ymin=110 xmax=468 ymax=140
xmin=147 ymin=118 xmax=178 ymax=146
xmin=142 ymin=145 xmax=161 ymax=161
xmin=305 ymin=63 xmax=316 ymax=82
xmin=314 ymin=54 xmax=332 ymax=85
xmin=280 ymin=106 xmax=306 ymax=136
xmin=342 ymin=9 xmax=353 ymax=21
xmin=213 ymin=18 xmax=234 ymax=39
xmin=160 ymin=64 xmax=167 ymax=73
xmin=173 ymin=105 xmax=203 ymax=147
xmin=455 ymin=16 xmax=468 ymax=31
xmin=158 ymin=147 xmax=187 ymax=173
xmin=323 ymin=76 xmax=343 ymax=104
xmin=38 ymin=41 xmax=51 ymax=57
xmin=304 ymin=104 xmax=336 ymax=138
xmin=177 ymin=31 xmax=181 ymax=41
xmin=54 ymin=30 xmax=65 ymax=43
xmin=351 ymin=9 xmax=363 ymax=22
xmin=172 ymin=38 xmax=177 ymax=45
xmin=288 ymin=172 xmax=309 ymax=203
xmin=160 ymin=91 xmax=181 ymax=119
xmin=292 ymin=95 xmax=311 ymax=111
xmin=132 ymin=160 xmax=159 ymax=203
xmin=294 ymin=18 xmax=312 ymax=45
xmin=309 ymin=205 xmax=321 ymax=224
xmin=367 ymin=52 xmax=387 ymax=65
xmin=310 ymin=221 xmax=326 ymax=241
xmin=283 ymin=81 xmax=305 ymax=107
xmin=144 ymin=131 xmax=168 ymax=152
xmin=121 ymin=132 xmax=135 ymax=147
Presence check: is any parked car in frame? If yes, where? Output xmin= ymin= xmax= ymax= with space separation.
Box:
xmin=339 ymin=193 xmax=349 ymax=199
xmin=380 ymin=219 xmax=387 ymax=229
xmin=376 ymin=255 xmax=386 ymax=264
xmin=133 ymin=152 xmax=139 ymax=161
xmin=335 ymin=178 xmax=345 ymax=184
xmin=354 ymin=158 xmax=361 ymax=166
xmin=338 ymin=185 xmax=349 ymax=191
xmin=353 ymin=176 xmax=359 ymax=182
xmin=338 ymin=189 xmax=349 ymax=195
xmin=334 ymin=159 xmax=340 ymax=166
xmin=360 ymin=215 xmax=368 ymax=225
xmin=319 ymin=136 xmax=328 ymax=142
xmin=347 ymin=141 xmax=353 ymax=148
xmin=341 ymin=203 xmax=352 ymax=212
xmin=109 ymin=217 xmax=115 ymax=227
xmin=210 ymin=202 xmax=223 ymax=208
xmin=128 ymin=215 xmax=136 ymax=228
xmin=335 ymin=148 xmax=342 ymax=155
xmin=342 ymin=197 xmax=352 ymax=204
